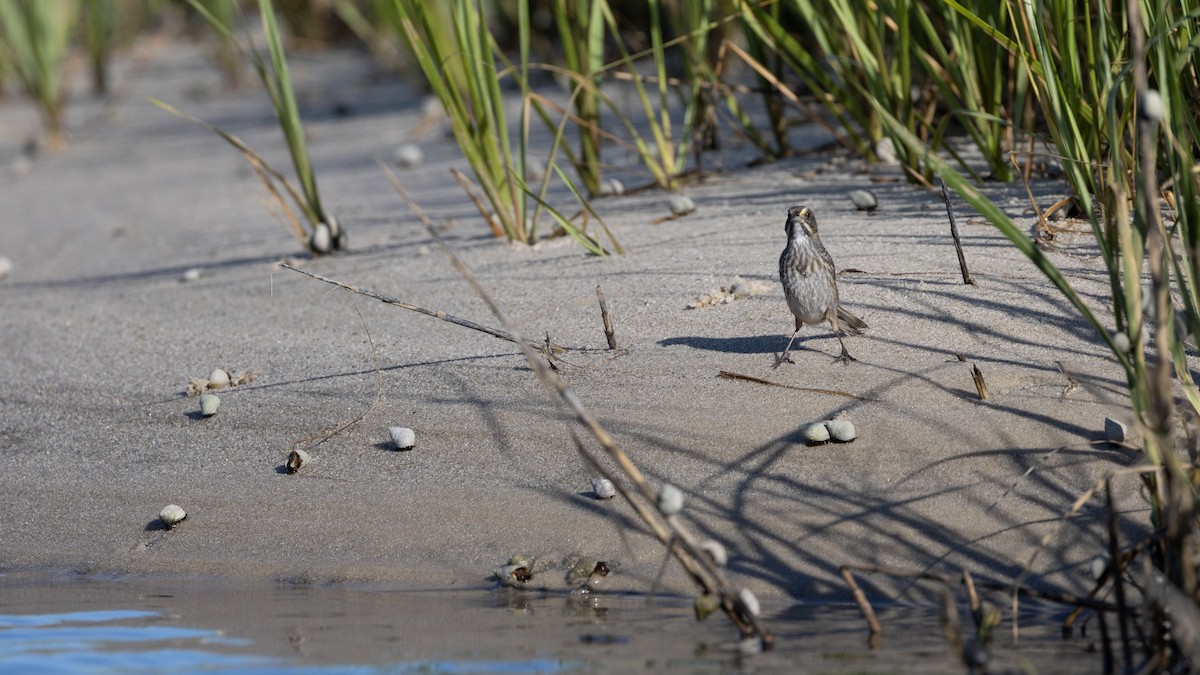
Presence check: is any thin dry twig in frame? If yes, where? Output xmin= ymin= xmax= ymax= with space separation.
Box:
xmin=1009 ymin=151 xmax=1055 ymax=239
xmin=596 ymin=284 xmax=618 ymax=350
xmin=718 ymin=370 xmax=870 ymax=401
xmin=278 ymin=263 xmax=568 ymax=357
xmin=377 ymin=162 xmax=773 ymax=645
xmin=941 ymin=178 xmax=976 ymax=285
xmin=286 ymin=296 xmax=383 ymax=459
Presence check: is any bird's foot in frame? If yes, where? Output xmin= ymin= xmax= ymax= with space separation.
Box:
xmin=833 ymin=349 xmax=857 ymax=364
xmin=772 ymin=352 xmax=796 ymax=369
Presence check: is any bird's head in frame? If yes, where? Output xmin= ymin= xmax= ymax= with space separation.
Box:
xmin=785 ymin=206 xmax=818 ymax=240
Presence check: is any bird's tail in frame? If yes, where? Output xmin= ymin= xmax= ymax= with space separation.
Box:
xmin=837 ymin=306 xmax=868 ymax=336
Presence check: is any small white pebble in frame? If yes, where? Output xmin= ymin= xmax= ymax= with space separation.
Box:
xmin=199 ymin=394 xmax=220 ymax=417
xmin=738 ymin=588 xmax=761 ymax=617
xmin=668 ymin=194 xmax=695 ymax=216
xmin=1113 ymin=332 xmax=1131 ymax=353
xmin=1091 ymin=554 xmax=1112 ymax=580
xmin=699 ymin=540 xmax=727 ymax=567
xmin=310 ymin=223 xmax=332 ymax=254
xmin=393 ymin=142 xmax=425 ymax=168
xmin=0 ymin=256 xmax=11 ymax=281
xmin=738 ymin=636 xmax=763 ymax=655
xmin=180 ymin=268 xmax=202 ymax=283
xmin=826 ymin=419 xmax=857 ymax=442
xmin=1104 ymin=417 xmax=1127 ymax=444
xmin=207 ymin=368 xmax=230 ymax=389
xmin=849 ymin=189 xmax=878 ymax=211
xmin=804 ymin=422 xmax=831 ymax=444
xmin=875 ymin=137 xmax=899 ymax=165
xmin=1140 ymin=89 xmax=1164 ymax=123
xmin=591 ymin=477 xmax=616 ymax=499
xmin=598 ymin=178 xmax=625 ymax=196
xmin=388 ymin=426 xmax=416 ymax=451
xmin=658 ymin=483 xmax=684 ymax=515
xmin=159 ymin=504 xmax=186 ymax=529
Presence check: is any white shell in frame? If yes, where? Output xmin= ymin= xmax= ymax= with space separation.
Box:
xmin=1091 ymin=554 xmax=1112 ymax=580
xmin=804 ymin=422 xmax=831 ymax=443
xmin=599 ymin=178 xmax=625 ymax=196
xmin=310 ymin=223 xmax=332 ymax=254
xmin=1104 ymin=417 xmax=1127 ymax=444
xmin=849 ymin=189 xmax=878 ymax=211
xmin=875 ymin=137 xmax=899 ymax=165
xmin=159 ymin=504 xmax=186 ymax=528
xmin=1140 ymin=89 xmax=1164 ymax=122
xmin=826 ymin=419 xmax=857 ymax=442
xmin=699 ymin=540 xmax=727 ymax=567
xmin=657 ymin=483 xmax=684 ymax=515
xmin=199 ymin=394 xmax=220 ymax=417
xmin=388 ymin=426 xmax=416 ymax=450
xmin=0 ymin=256 xmax=11 ymax=281
xmin=393 ymin=143 xmax=425 ymax=168
xmin=668 ymin=194 xmax=695 ymax=216
xmin=1113 ymin=332 xmax=1131 ymax=353
xmin=207 ymin=368 xmax=230 ymax=389
xmin=287 ymin=448 xmax=310 ymax=474
xmin=738 ymin=588 xmax=761 ymax=617
xmin=591 ymin=477 xmax=616 ymax=499
xmin=180 ymin=267 xmax=202 ymax=282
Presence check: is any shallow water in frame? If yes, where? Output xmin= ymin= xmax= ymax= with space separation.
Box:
xmin=0 ymin=570 xmax=1100 ymax=673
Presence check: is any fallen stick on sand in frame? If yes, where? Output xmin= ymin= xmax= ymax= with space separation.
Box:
xmin=278 ymin=263 xmax=567 ymax=358
xmin=718 ymin=370 xmax=869 ymax=401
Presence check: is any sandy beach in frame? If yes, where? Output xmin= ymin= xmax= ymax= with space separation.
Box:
xmin=0 ymin=37 xmax=1147 ymax=605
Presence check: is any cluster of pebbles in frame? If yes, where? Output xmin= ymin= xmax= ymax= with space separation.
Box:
xmin=186 ymin=367 xmax=258 ymax=396
xmin=688 ymin=278 xmax=772 ymax=309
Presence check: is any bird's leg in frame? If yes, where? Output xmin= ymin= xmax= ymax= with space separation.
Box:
xmin=829 ymin=315 xmax=857 ymax=364
xmin=775 ymin=318 xmax=804 ymax=367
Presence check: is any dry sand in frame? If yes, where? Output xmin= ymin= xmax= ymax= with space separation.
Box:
xmin=0 ymin=40 xmax=1151 ymax=604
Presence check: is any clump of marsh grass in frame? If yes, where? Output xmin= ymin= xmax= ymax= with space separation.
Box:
xmin=867 ymin=0 xmax=1200 ymax=668
xmin=0 ymin=0 xmax=80 ymax=152
xmin=389 ymin=0 xmax=617 ymax=255
xmin=157 ymin=0 xmax=344 ymax=255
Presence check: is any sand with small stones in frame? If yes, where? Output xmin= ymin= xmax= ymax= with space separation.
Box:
xmin=0 ymin=38 xmax=1152 ymax=603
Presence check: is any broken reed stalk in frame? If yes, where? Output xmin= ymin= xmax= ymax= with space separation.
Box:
xmin=941 ymin=178 xmax=976 ymax=285
xmin=840 ymin=566 xmax=882 ymax=642
xmin=596 ymin=284 xmax=618 ymax=349
xmin=971 ymin=364 xmax=989 ymax=400
xmin=378 ymin=162 xmax=773 ymax=646
xmin=278 ymin=263 xmax=567 ymax=357
xmin=842 ymin=563 xmax=1125 ymax=613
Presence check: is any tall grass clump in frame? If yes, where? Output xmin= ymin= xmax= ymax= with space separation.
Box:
xmin=871 ymin=0 xmax=1200 ymax=666
xmin=738 ymin=0 xmax=1022 ymax=182
xmin=391 ymin=0 xmax=617 ymax=254
xmin=0 ymin=0 xmax=80 ymax=152
xmin=161 ymin=0 xmax=345 ymax=254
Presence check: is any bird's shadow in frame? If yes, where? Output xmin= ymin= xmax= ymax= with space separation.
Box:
xmin=659 ymin=334 xmax=814 ymax=355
